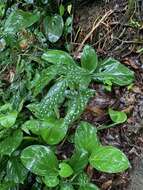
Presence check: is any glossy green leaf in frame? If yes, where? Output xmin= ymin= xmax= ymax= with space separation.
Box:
xmin=81 ymin=45 xmax=98 ymax=72
xmin=43 ymin=174 xmax=59 ymax=187
xmin=22 ymin=119 xmax=40 ymax=135
xmin=28 ymin=80 xmax=67 ymax=119
xmin=75 ymin=122 xmax=100 ymax=154
xmin=77 ymin=173 xmax=100 ymax=190
xmin=89 ymin=146 xmax=130 ymax=173
xmin=109 ymin=108 xmax=127 ymax=123
xmin=60 ymin=183 xmax=75 ymax=190
xmin=4 ymin=9 xmax=40 ymax=33
xmin=0 ymin=130 xmax=23 ymax=156
xmin=30 ymin=65 xmax=57 ymax=96
xmin=40 ymin=118 xmax=68 ymax=145
xmin=0 ymin=111 xmax=17 ymax=128
xmin=63 ymin=89 xmax=94 ymax=128
xmin=59 ymin=163 xmax=73 ymax=178
xmin=42 ymin=50 xmax=75 ymax=65
xmin=5 ymin=158 xmax=28 ymax=184
xmin=21 ymin=145 xmax=58 ymax=176
xmin=69 ymin=151 xmax=88 ymax=172
xmin=93 ymin=58 xmax=134 ymax=86
xmin=43 ymin=14 xmax=64 ymax=42
xmin=39 ymin=80 xmax=67 ymax=117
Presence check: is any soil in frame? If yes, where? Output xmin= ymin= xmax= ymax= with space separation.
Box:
xmin=72 ymin=0 xmax=143 ymax=189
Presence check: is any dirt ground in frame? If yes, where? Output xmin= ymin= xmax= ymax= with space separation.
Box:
xmin=72 ymin=0 xmax=143 ymax=189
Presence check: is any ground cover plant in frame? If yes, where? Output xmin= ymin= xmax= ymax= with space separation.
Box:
xmin=0 ymin=0 xmax=136 ymax=190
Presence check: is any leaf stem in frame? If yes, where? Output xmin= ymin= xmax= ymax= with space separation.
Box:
xmin=97 ymin=123 xmax=118 ymax=131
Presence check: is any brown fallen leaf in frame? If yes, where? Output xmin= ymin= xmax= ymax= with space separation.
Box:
xmin=101 ymin=180 xmax=112 ymax=190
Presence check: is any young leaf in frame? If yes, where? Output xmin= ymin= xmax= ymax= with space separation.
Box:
xmin=43 ymin=174 xmax=59 ymax=188
xmin=81 ymin=45 xmax=98 ymax=73
xmin=0 ymin=130 xmax=23 ymax=156
xmin=42 ymin=50 xmax=75 ymax=65
xmin=21 ymin=145 xmax=58 ymax=176
xmin=75 ymin=122 xmax=100 ymax=154
xmin=93 ymin=58 xmax=134 ymax=86
xmin=4 ymin=9 xmax=40 ymax=33
xmin=40 ymin=118 xmax=68 ymax=145
xmin=69 ymin=151 xmax=88 ymax=172
xmin=109 ymin=108 xmax=127 ymax=124
xmin=89 ymin=146 xmax=130 ymax=173
xmin=43 ymin=15 xmax=64 ymax=43
xmin=59 ymin=163 xmax=73 ymax=178
xmin=5 ymin=158 xmax=28 ymax=184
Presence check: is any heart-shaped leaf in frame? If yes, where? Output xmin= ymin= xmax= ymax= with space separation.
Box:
xmin=21 ymin=145 xmax=58 ymax=176
xmin=109 ymin=108 xmax=127 ymax=124
xmin=89 ymin=146 xmax=130 ymax=173
xmin=40 ymin=118 xmax=68 ymax=145
xmin=43 ymin=15 xmax=64 ymax=43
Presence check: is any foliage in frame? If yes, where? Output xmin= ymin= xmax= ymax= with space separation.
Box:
xmin=0 ymin=1 xmax=134 ymax=190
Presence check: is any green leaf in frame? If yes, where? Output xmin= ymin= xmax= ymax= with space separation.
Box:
xmin=39 ymin=80 xmax=67 ymax=117
xmin=21 ymin=145 xmax=58 ymax=176
xmin=75 ymin=122 xmax=100 ymax=154
xmin=0 ymin=111 xmax=17 ymax=128
xmin=63 ymin=89 xmax=94 ymax=128
xmin=81 ymin=45 xmax=98 ymax=72
xmin=28 ymin=80 xmax=67 ymax=119
xmin=30 ymin=65 xmax=57 ymax=96
xmin=89 ymin=146 xmax=130 ymax=173
xmin=79 ymin=183 xmax=100 ymax=190
xmin=5 ymin=157 xmax=28 ymax=184
xmin=0 ymin=182 xmax=16 ymax=190
xmin=77 ymin=173 xmax=100 ymax=190
xmin=43 ymin=14 xmax=64 ymax=43
xmin=40 ymin=118 xmax=68 ymax=145
xmin=60 ymin=183 xmax=75 ymax=190
xmin=59 ymin=163 xmax=73 ymax=178
xmin=4 ymin=9 xmax=40 ymax=33
xmin=0 ymin=130 xmax=23 ymax=156
xmin=22 ymin=119 xmax=40 ymax=135
xmin=42 ymin=50 xmax=75 ymax=65
xmin=43 ymin=174 xmax=59 ymax=188
xmin=69 ymin=151 xmax=88 ymax=172
xmin=93 ymin=58 xmax=134 ymax=86
xmin=59 ymin=4 xmax=65 ymax=16
xmin=109 ymin=108 xmax=127 ymax=124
